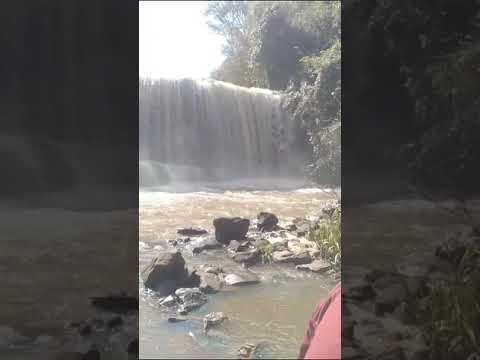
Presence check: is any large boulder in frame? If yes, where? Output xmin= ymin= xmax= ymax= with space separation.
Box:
xmin=213 ymin=217 xmax=250 ymax=245
xmin=257 ymin=212 xmax=278 ymax=232
xmin=141 ymin=251 xmax=190 ymax=295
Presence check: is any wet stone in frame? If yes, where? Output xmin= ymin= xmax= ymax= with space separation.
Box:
xmin=203 ymin=312 xmax=228 ymax=332
xmin=160 ymin=295 xmax=177 ymax=307
xmin=296 ymin=259 xmax=332 ymax=273
xmin=224 ymin=272 xmax=259 ymax=286
xmin=175 ymin=288 xmax=207 ymax=314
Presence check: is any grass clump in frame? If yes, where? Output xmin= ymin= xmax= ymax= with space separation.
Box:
xmin=258 ymin=242 xmax=274 ymax=264
xmin=308 ymin=207 xmax=341 ymax=265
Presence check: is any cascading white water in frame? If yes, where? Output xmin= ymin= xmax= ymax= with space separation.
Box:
xmin=139 ymin=78 xmax=302 ymax=187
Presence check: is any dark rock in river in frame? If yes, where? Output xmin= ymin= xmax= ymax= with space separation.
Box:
xmin=231 ymin=249 xmax=261 ymax=266
xmin=141 ymin=251 xmax=190 ymax=295
xmin=257 ymin=212 xmax=278 ymax=232
xmin=213 ymin=217 xmax=250 ymax=245
xmin=228 ymin=240 xmax=252 ymax=252
xmin=203 ymin=312 xmax=228 ymax=332
xmin=190 ymin=236 xmax=222 ymax=254
xmin=175 ymin=288 xmax=207 ymax=314
xmin=177 ymin=227 xmax=208 ymax=236
xmin=224 ymin=272 xmax=259 ymax=286
xmin=167 ymin=317 xmax=187 ymax=323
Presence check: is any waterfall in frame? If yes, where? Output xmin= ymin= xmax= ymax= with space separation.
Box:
xmin=139 ymin=78 xmax=302 ymax=187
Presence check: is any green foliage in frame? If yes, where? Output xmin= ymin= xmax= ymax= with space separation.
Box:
xmin=205 ymin=1 xmax=249 ymax=57
xmin=308 ymin=207 xmax=341 ymax=264
xmin=207 ymin=1 xmax=341 ymax=184
xmin=258 ymin=242 xmax=274 ymax=264
xmin=364 ymin=0 xmax=480 ymax=195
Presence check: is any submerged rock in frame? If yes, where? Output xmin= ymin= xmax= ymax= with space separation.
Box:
xmin=175 ymin=288 xmax=207 ymax=314
xmin=231 ymin=249 xmax=261 ymax=266
xmin=200 ymin=264 xmax=224 ymax=275
xmin=238 ymin=343 xmax=257 ymax=358
xmin=296 ymin=259 xmax=332 ymax=273
xmin=197 ymin=271 xmax=224 ymax=293
xmin=203 ymin=312 xmax=228 ymax=332
xmin=167 ymin=317 xmax=187 ymax=323
xmin=177 ymin=227 xmax=208 ymax=236
xmin=190 ymin=236 xmax=222 ymax=254
xmin=141 ymin=251 xmax=190 ymax=295
xmin=228 ymin=240 xmax=252 ymax=252
xmin=224 ymin=272 xmax=259 ymax=286
xmin=213 ymin=217 xmax=250 ymax=245
xmin=257 ymin=212 xmax=278 ymax=232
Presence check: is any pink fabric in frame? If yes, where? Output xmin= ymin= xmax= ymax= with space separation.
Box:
xmin=298 ymin=282 xmax=341 ymax=359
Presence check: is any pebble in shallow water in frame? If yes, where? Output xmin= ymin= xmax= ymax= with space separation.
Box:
xmin=203 ymin=312 xmax=228 ymax=332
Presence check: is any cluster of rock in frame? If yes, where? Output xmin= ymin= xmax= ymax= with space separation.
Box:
xmin=141 ymin=249 xmax=261 ymax=315
xmin=343 ymin=226 xmax=480 ymax=359
xmin=142 ymin=206 xmax=339 ymax=316
xmin=178 ymin=208 xmax=337 ymax=271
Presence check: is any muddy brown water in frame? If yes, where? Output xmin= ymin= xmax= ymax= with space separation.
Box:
xmin=139 ymin=187 xmax=338 ymax=359
xmin=140 ymin=191 xmax=480 ymax=359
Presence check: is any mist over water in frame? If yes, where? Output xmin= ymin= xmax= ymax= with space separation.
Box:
xmin=139 ymin=78 xmax=306 ymax=188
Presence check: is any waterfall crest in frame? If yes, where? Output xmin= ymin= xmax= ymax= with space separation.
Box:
xmin=140 ymin=78 xmax=302 ymax=187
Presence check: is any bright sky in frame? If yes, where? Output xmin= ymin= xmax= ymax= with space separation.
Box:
xmin=139 ymin=1 xmax=225 ymax=79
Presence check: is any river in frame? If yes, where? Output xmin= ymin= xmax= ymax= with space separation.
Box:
xmin=139 ymin=185 xmax=338 ymax=359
